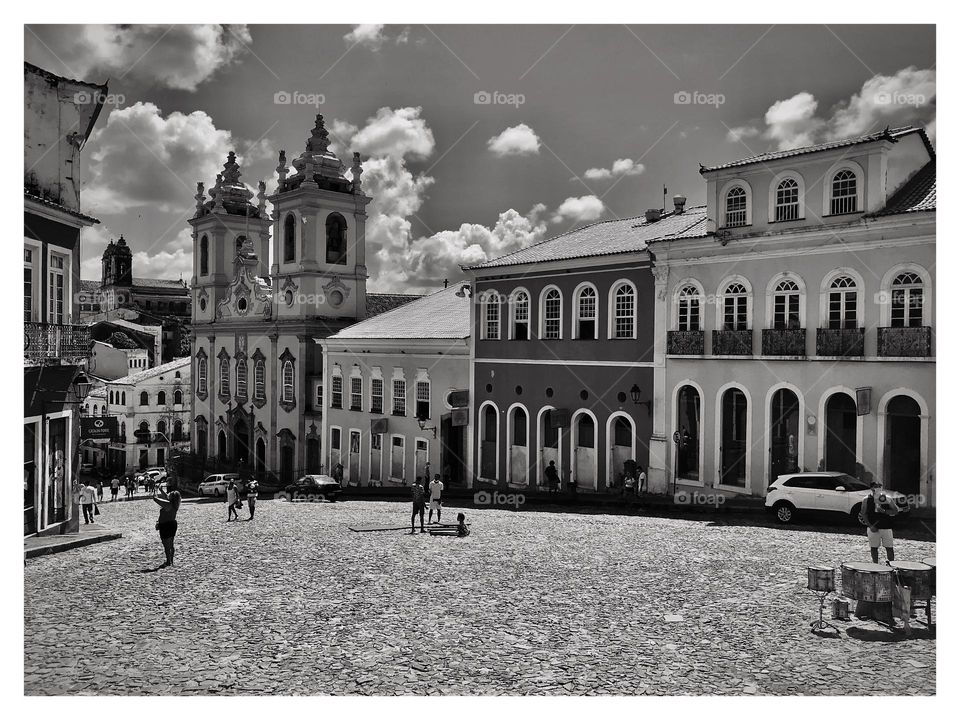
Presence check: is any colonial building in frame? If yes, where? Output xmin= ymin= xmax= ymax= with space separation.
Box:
xmin=189 ymin=114 xmax=416 ymax=484
xmin=24 ymin=62 xmax=105 ymax=536
xmin=82 ymin=357 xmax=191 ymax=473
xmin=648 ymin=126 xmax=935 ymax=505
xmin=464 ymin=203 xmax=706 ymax=491
xmin=320 ymin=286 xmax=471 ymax=486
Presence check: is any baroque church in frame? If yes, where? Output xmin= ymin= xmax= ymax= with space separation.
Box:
xmin=189 ymin=114 xmax=416 ymax=483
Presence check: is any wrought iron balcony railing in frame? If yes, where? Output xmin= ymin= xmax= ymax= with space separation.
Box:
xmin=816 ymin=327 xmax=864 ymax=357
xmin=877 ymin=326 xmax=932 ymax=358
xmin=761 ymin=328 xmax=807 ymax=356
xmin=712 ymin=329 xmax=753 ymax=356
xmin=666 ymin=330 xmax=704 ymax=355
xmin=24 ymin=322 xmax=91 ymax=364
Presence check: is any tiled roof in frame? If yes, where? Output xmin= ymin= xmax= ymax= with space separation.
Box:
xmin=86 ymin=385 xmax=107 ymax=399
xmin=700 ymin=126 xmax=927 ymax=173
xmin=467 ymin=207 xmax=708 ymax=270
xmin=873 ymin=160 xmax=936 ymax=217
xmin=329 ymin=286 xmax=470 ymax=340
xmin=366 ymin=293 xmax=423 ymax=318
xmin=131 ymin=277 xmax=188 ymax=290
xmin=24 ymin=190 xmax=100 ymax=225
xmin=110 ymin=356 xmax=190 ymax=386
xmin=80 ymin=279 xmax=101 ymax=292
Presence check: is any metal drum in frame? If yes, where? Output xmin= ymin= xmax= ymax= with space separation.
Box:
xmin=807 ymin=566 xmax=835 ymax=592
xmin=841 ymin=562 xmax=892 ymax=602
xmin=922 ymin=557 xmax=936 ymax=595
xmin=890 ymin=561 xmax=933 ymax=601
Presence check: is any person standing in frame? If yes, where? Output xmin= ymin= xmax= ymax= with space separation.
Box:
xmin=110 ymin=476 xmax=119 ymax=502
xmin=428 ymin=474 xmax=444 ymax=524
xmin=410 ymin=477 xmax=426 ymax=534
xmin=79 ymin=481 xmax=97 ymax=524
xmin=96 ymin=480 xmax=104 ymax=502
xmin=865 ymin=481 xmax=897 ymax=564
xmin=153 ymin=478 xmax=182 ymax=568
xmin=544 ymin=460 xmax=560 ymax=494
xmin=226 ymin=478 xmax=240 ymax=522
xmin=246 ymin=479 xmax=259 ymax=521
xmin=637 ymin=466 xmax=648 ymax=494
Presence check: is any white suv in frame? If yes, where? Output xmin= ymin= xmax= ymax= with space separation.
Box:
xmin=765 ymin=472 xmax=909 ymax=524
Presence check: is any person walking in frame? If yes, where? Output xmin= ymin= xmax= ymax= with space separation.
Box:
xmin=864 ymin=481 xmax=898 ymax=564
xmin=226 ymin=478 xmax=240 ymax=522
xmin=96 ymin=480 xmax=104 ymax=502
xmin=246 ymin=479 xmax=259 ymax=521
xmin=544 ymin=460 xmax=560 ymax=494
xmin=428 ymin=473 xmax=444 ymax=524
xmin=153 ymin=478 xmax=182 ymax=568
xmin=110 ymin=476 xmax=119 ymax=502
xmin=410 ymin=477 xmax=426 ymax=534
xmin=79 ymin=481 xmax=97 ymax=524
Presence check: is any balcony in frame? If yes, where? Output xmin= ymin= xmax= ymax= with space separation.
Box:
xmin=667 ymin=330 xmax=704 ymax=355
xmin=761 ymin=328 xmax=807 ymax=356
xmin=816 ymin=327 xmax=864 ymax=357
xmin=24 ymin=322 xmax=91 ymax=365
xmin=877 ymin=326 xmax=932 ymax=358
xmin=712 ymin=329 xmax=753 ymax=356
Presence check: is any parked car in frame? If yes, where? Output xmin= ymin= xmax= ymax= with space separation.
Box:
xmin=283 ymin=475 xmax=342 ymax=502
xmin=765 ymin=472 xmax=910 ymax=524
xmin=136 ymin=468 xmax=166 ymax=486
xmin=197 ymin=473 xmax=244 ymax=497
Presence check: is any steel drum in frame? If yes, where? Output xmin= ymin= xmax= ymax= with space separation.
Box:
xmin=891 ymin=561 xmax=933 ymax=601
xmin=922 ymin=557 xmax=936 ymax=595
xmin=841 ymin=562 xmax=892 ymax=602
xmin=807 ymin=566 xmax=835 ymax=592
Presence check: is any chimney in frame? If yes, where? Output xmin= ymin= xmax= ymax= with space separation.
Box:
xmin=673 ymin=195 xmax=686 ymax=214
xmin=645 ymin=208 xmax=662 ymax=223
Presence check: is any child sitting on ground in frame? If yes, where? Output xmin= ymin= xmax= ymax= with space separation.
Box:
xmin=457 ymin=512 xmax=470 ymax=537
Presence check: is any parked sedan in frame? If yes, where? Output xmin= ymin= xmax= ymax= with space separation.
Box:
xmin=197 ymin=473 xmax=243 ymax=497
xmin=283 ymin=475 xmax=342 ymax=502
xmin=765 ymin=471 xmax=910 ymax=524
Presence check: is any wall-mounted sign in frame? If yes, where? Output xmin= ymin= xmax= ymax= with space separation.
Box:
xmin=370 ymin=417 xmax=388 ymax=434
xmin=856 ymin=387 xmax=872 ymax=416
xmin=81 ymin=416 xmax=117 ymax=441
xmin=451 ymin=408 xmax=469 ymax=427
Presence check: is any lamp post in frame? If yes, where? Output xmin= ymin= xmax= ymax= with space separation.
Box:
xmin=417 ymin=415 xmax=438 ymax=439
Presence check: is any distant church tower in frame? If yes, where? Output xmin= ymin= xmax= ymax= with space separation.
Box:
xmin=188 ymin=114 xmax=371 ymax=484
xmin=101 ymin=234 xmax=132 ymax=286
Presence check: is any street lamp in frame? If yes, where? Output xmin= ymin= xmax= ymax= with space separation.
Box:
xmin=417 ymin=415 xmax=438 ymax=438
xmin=629 ymin=384 xmax=641 ymax=404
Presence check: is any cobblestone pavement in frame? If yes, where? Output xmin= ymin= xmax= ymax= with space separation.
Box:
xmin=24 ymin=498 xmax=935 ymax=695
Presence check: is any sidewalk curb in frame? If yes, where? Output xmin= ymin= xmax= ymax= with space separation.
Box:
xmin=25 ymin=531 xmax=123 ymax=560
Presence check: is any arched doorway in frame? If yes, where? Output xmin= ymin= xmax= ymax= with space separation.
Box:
xmin=281 ymin=445 xmax=295 ymax=485
xmin=885 ymin=395 xmax=921 ymax=495
xmin=538 ymin=407 xmax=560 ymax=485
xmin=825 ymin=393 xmax=857 ymax=475
xmin=479 ymin=404 xmax=498 ymax=480
xmin=676 ymin=385 xmax=700 ymax=482
xmin=720 ymin=388 xmax=747 ymax=487
xmin=573 ymin=412 xmax=596 ymax=489
xmin=306 ymin=437 xmax=321 ymax=474
xmin=770 ymin=389 xmax=800 ymax=480
xmin=233 ymin=420 xmax=250 ymax=465
xmin=508 ymin=405 xmax=529 ymax=486
xmin=217 ymin=430 xmax=227 ymax=462
xmin=196 ymin=418 xmax=207 ymax=459
xmin=255 ymin=438 xmax=266 ymax=476
xmin=609 ymin=415 xmax=634 ymax=486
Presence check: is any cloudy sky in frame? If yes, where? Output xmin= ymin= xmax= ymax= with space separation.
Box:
xmin=25 ymin=24 xmax=935 ymax=292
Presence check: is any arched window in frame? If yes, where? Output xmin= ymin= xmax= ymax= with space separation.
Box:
xmin=773 ymin=280 xmax=801 ymax=329
xmin=891 ymin=272 xmax=924 ymax=328
xmin=725 ymin=186 xmax=748 ymax=227
xmin=282 ymin=360 xmax=295 ymax=403
xmin=138 ymin=421 xmax=149 ymax=434
xmin=325 ymin=213 xmax=347 ymax=265
xmin=139 ymin=391 xmax=149 ymax=406
xmin=219 ymin=357 xmax=230 ymax=396
xmin=175 ymin=371 xmax=181 ymax=379
xmin=830 ymin=169 xmax=858 ymax=215
xmin=574 ymin=285 xmax=598 ymax=339
xmin=109 ymin=390 xmax=114 ymax=404
xmin=254 ymin=360 xmax=266 ymax=401
xmin=283 ymin=214 xmax=296 ymax=263
xmin=157 ymin=390 xmax=166 ymax=406
xmin=157 ymin=420 xmax=167 ymax=437
xmin=828 ymin=275 xmax=858 ymax=329
xmin=199 ymin=235 xmax=209 ymax=275
xmin=540 ymin=288 xmax=562 ymax=339
xmin=774 ymin=178 xmax=800 ymax=222
xmin=197 ymin=357 xmax=207 ymax=393
xmin=173 ymin=420 xmax=183 ymax=441
xmin=610 ymin=282 xmax=636 ymax=339
xmin=121 ymin=392 xmax=125 ymax=405
xmin=481 ymin=292 xmax=501 ymax=340
xmin=677 ymin=285 xmax=700 ymax=331
xmin=722 ymin=282 xmax=749 ymax=331
xmin=174 ymin=389 xmax=183 ymax=405
xmin=236 ymin=358 xmax=248 ymax=398
xmin=511 ymin=290 xmax=529 ymax=340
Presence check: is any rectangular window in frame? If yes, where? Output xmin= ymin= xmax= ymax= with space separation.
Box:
xmin=773 ymin=294 xmax=800 ymax=329
xmin=255 ymin=362 xmax=266 ymax=401
xmin=678 ymin=298 xmax=700 ymax=331
xmin=543 ymin=293 xmax=561 ymax=339
xmin=614 ymin=290 xmax=635 ymax=338
xmin=350 ymin=376 xmax=363 ymax=411
xmin=315 ymin=382 xmax=323 ymax=409
xmin=513 ymin=297 xmax=529 ymax=340
xmin=828 ymin=291 xmax=857 ymax=329
xmin=371 ymin=378 xmax=383 ymax=414
xmin=219 ymin=360 xmax=230 ymax=396
xmin=416 ymin=380 xmax=430 ymax=421
xmin=24 ymin=249 xmax=33 ymax=322
xmin=331 ymin=376 xmax=343 ymax=409
xmin=891 ymin=288 xmax=923 ymax=328
xmin=392 ymin=379 xmax=406 ymax=416
xmin=48 ymin=255 xmax=65 ymax=324
xmin=236 ymin=361 xmax=247 ymax=398
xmin=723 ymin=296 xmax=748 ymax=331
xmin=484 ymin=301 xmax=500 ymax=340
xmin=331 ymin=427 xmax=341 ymax=450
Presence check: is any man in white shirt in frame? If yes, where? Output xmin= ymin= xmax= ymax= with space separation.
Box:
xmin=428 ymin=474 xmax=444 ymax=524
xmin=79 ymin=482 xmax=97 ymax=524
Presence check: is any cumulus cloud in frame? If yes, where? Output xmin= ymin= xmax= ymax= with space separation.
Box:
xmin=553 ymin=195 xmax=605 ymax=224
xmin=726 ymin=67 xmax=936 ymax=151
xmin=332 ymin=106 xmax=434 ymax=159
xmin=344 ymin=24 xmax=385 ymax=49
xmin=487 ymin=123 xmax=541 ymax=156
xmin=581 ymin=158 xmax=645 ymax=181
xmin=26 ymin=24 xmax=250 ymax=91
xmin=82 ymin=101 xmax=239 ymax=215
